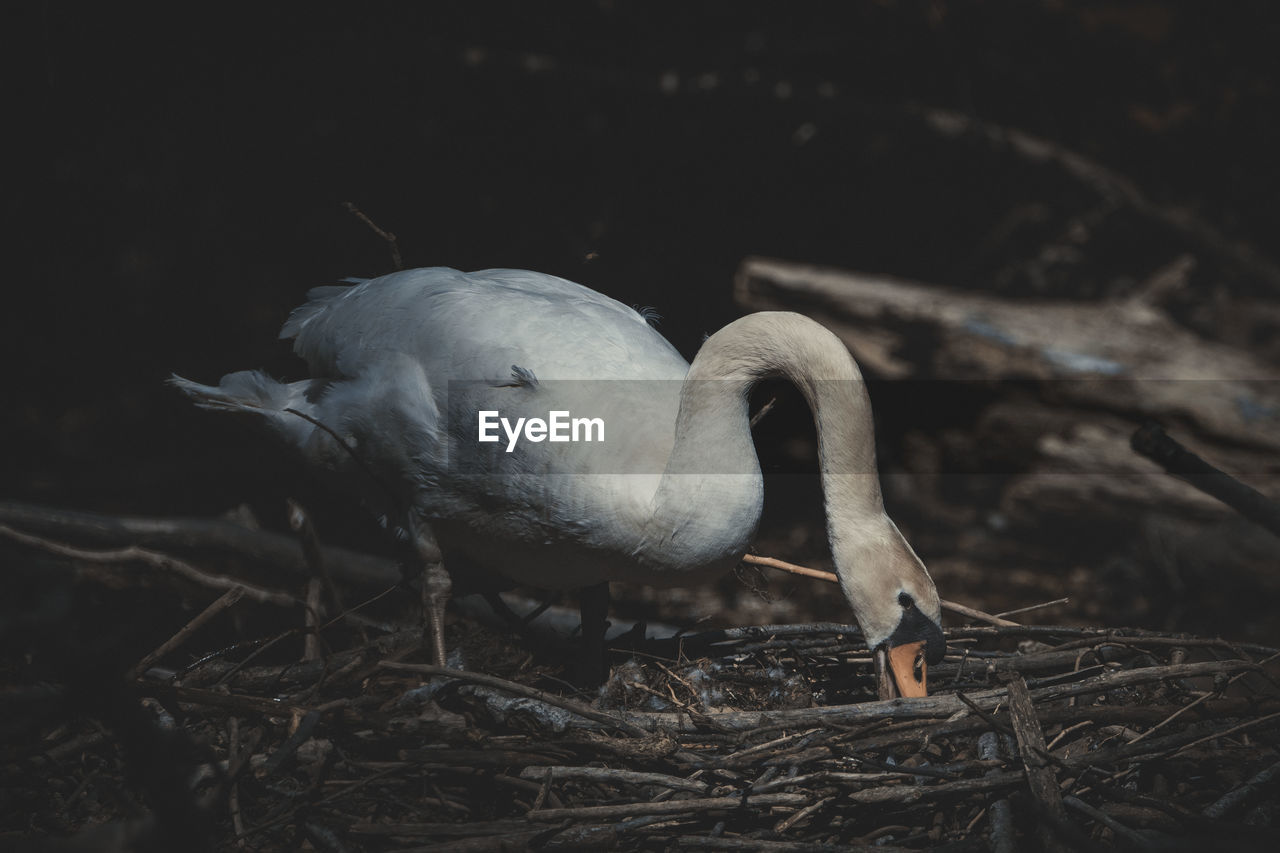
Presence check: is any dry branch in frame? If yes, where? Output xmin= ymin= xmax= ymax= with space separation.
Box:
xmin=910 ymin=105 xmax=1280 ymax=295
xmin=129 ymin=586 xmax=246 ymax=680
xmin=742 ymin=553 xmax=1020 ymax=626
xmin=1006 ymin=674 xmax=1070 ymax=852
xmin=0 ymin=500 xmax=401 ymax=587
xmin=1132 ymin=421 xmax=1280 ymax=538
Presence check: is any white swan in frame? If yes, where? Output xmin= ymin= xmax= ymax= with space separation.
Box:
xmin=172 ymin=267 xmax=944 ymax=696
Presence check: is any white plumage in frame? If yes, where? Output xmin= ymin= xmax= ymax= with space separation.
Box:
xmin=173 ymin=267 xmax=944 ymax=692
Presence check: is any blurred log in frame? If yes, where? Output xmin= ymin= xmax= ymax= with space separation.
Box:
xmin=736 ymin=257 xmax=1280 ymax=443
xmin=735 ymin=257 xmax=1280 ymax=524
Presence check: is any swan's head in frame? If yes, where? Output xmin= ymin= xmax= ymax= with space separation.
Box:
xmin=830 ymin=513 xmax=945 ymax=698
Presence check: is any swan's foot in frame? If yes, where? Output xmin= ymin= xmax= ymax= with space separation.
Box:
xmin=577 ymin=582 xmax=611 ymax=686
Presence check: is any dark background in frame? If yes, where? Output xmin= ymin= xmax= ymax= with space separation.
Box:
xmin=7 ymin=1 xmax=1280 ymax=639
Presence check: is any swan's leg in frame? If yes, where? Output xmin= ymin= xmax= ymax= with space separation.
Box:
xmin=411 ymin=521 xmax=450 ymax=667
xmin=422 ymin=562 xmax=452 ymax=667
xmin=578 ymin=581 xmax=611 ymax=685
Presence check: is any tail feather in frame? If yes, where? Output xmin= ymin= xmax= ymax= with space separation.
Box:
xmin=168 ymin=370 xmax=296 ymax=414
xmin=168 ymin=370 xmax=328 ymax=451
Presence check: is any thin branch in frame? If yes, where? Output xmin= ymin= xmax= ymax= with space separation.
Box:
xmin=995 ymin=598 xmax=1069 ymax=620
xmin=343 ymin=201 xmax=403 ymax=270
xmin=741 ymin=553 xmax=1019 ymax=626
xmin=912 ymin=105 xmax=1280 ymax=294
xmin=0 ymin=523 xmax=296 ymax=607
xmin=1132 ymin=421 xmax=1280 ymax=539
xmin=129 ymin=586 xmax=246 ymax=680
xmin=527 ymin=792 xmax=810 ymax=822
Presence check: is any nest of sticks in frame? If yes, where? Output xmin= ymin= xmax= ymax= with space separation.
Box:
xmin=6 ymin=585 xmax=1280 ymax=853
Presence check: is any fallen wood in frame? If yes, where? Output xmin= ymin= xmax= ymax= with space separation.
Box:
xmin=735 ymin=256 xmax=1280 ymax=452
xmin=1006 ymin=674 xmax=1071 ymax=852
xmin=1132 ymin=421 xmax=1280 ymax=539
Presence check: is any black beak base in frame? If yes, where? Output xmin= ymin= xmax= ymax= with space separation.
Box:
xmin=887 ymin=598 xmax=946 ymax=665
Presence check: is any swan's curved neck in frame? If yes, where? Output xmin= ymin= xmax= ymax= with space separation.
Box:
xmin=642 ymin=312 xmax=888 ymax=577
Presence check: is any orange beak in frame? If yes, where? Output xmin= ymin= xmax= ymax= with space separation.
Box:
xmin=875 ymin=641 xmax=928 ymax=699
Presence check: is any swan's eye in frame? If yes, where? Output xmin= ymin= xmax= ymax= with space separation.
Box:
xmin=898 ymin=592 xmax=914 ymax=608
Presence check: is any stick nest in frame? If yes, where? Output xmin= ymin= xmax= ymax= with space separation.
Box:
xmin=6 ymin=613 xmax=1279 ymax=852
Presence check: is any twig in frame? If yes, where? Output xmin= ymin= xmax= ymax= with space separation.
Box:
xmin=1171 ymin=710 xmax=1280 ymax=757
xmin=141 ymin=683 xmax=308 ymax=718
xmin=238 ymin=764 xmax=409 ymax=840
xmin=346 ymin=820 xmax=533 ymax=838
xmin=995 ymin=598 xmax=1069 ymax=620
xmin=226 ymin=717 xmax=246 ymax=846
xmin=673 ymin=837 xmax=913 ymax=852
xmin=343 ymin=201 xmax=403 ymax=270
xmin=1006 ymin=674 xmax=1071 ymax=853
xmin=0 ymin=524 xmax=297 ymax=607
xmin=940 ymin=600 xmax=1019 ymax=628
xmin=979 ymin=732 xmax=1017 ymax=853
xmin=956 ymin=692 xmax=1015 ymax=738
xmin=1202 ymin=758 xmax=1280 ymax=819
xmin=748 ymin=396 xmax=777 ymax=428
xmin=1063 ymin=795 xmax=1152 ymax=848
xmin=773 ymin=794 xmax=833 ymax=834
xmin=530 ymin=769 xmax=553 ymax=811
xmin=526 ymin=792 xmax=810 ymax=821
xmin=741 ymin=554 xmax=1018 ymax=626
xmin=702 ymin=729 xmax=823 ymax=770
xmin=1131 ymin=421 xmax=1280 ymax=539
xmin=376 ymin=662 xmax=651 ymax=737
xmin=303 ymin=577 xmax=322 ymax=662
xmin=1126 ymin=653 xmax=1276 ymax=745
xmin=741 ymin=554 xmax=837 ymax=583
xmin=843 ymin=769 xmax=1027 ymax=805
xmin=749 ymin=770 xmax=916 ymax=794
xmin=288 ymin=498 xmax=355 ymax=639
xmin=129 ymin=586 xmax=246 ymax=680
xmin=0 ymin=499 xmax=401 ymax=587
xmin=911 ymin=105 xmax=1280 ymax=294
xmin=259 ymin=710 xmax=322 ymax=778
xmin=520 ymin=765 xmax=708 ymax=793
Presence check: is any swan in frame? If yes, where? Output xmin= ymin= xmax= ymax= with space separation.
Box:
xmin=172 ymin=267 xmax=944 ymax=697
